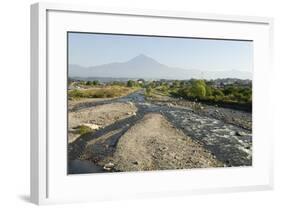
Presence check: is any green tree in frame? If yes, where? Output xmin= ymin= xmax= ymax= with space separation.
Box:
xmin=180 ymin=81 xmax=186 ymax=87
xmin=213 ymin=88 xmax=224 ymax=97
xmin=127 ymin=80 xmax=134 ymax=87
xmin=172 ymin=80 xmax=180 ymax=88
xmin=189 ymin=80 xmax=206 ymax=98
xmin=92 ymin=80 xmax=99 ymax=85
xmin=205 ymin=85 xmax=213 ymax=96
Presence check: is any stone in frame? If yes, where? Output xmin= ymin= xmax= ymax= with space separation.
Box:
xmin=132 ymin=161 xmax=138 ymax=165
xmin=159 ymin=146 xmax=168 ymax=151
xmin=82 ymin=123 xmax=100 ymax=130
xmin=127 ymin=112 xmax=137 ymax=116
xmin=103 ymin=162 xmax=115 ymax=171
xmin=235 ymin=131 xmax=246 ymax=136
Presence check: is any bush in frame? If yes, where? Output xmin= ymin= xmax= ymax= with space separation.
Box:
xmin=77 ymin=125 xmax=92 ymax=135
xmin=145 ymin=86 xmax=152 ymax=96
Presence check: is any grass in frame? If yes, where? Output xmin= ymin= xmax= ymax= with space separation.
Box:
xmin=68 ymin=86 xmax=136 ymax=100
xmin=145 ymin=87 xmax=171 ymax=99
xmin=76 ymin=125 xmax=92 ymax=135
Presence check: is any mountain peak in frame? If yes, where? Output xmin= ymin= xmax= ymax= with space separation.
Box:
xmin=127 ymin=54 xmax=160 ymax=65
xmin=135 ymin=54 xmax=149 ymax=59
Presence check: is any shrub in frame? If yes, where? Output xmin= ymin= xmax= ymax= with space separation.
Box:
xmin=145 ymin=86 xmax=152 ymax=96
xmin=77 ymin=125 xmax=92 ymax=135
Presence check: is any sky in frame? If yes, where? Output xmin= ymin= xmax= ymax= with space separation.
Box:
xmin=68 ymin=32 xmax=253 ymax=72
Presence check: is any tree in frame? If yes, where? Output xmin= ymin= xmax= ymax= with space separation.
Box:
xmin=212 ymin=88 xmax=224 ymax=97
xmin=205 ymin=85 xmax=213 ymax=96
xmin=92 ymin=80 xmax=99 ymax=85
xmin=180 ymin=81 xmax=186 ymax=87
xmin=172 ymin=80 xmax=180 ymax=88
xmin=189 ymin=80 xmax=206 ymax=98
xmin=127 ymin=80 xmax=134 ymax=87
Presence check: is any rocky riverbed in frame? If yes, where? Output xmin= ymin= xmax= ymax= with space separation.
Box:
xmin=68 ymin=90 xmax=252 ymax=174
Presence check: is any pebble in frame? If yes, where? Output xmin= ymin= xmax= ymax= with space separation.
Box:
xmin=132 ymin=161 xmax=138 ymax=165
xmin=103 ymin=162 xmax=115 ymax=171
xmin=127 ymin=111 xmax=137 ymax=116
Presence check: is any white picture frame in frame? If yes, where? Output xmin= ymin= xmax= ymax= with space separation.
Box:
xmin=30 ymin=2 xmax=274 ymax=205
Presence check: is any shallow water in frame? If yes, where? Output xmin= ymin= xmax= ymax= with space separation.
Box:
xmin=68 ymin=159 xmax=105 ymax=174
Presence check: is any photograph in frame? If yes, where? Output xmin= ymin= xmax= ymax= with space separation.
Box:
xmin=67 ymin=32 xmax=253 ymax=174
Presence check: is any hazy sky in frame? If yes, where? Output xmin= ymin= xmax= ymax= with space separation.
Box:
xmin=68 ymin=32 xmax=253 ymax=72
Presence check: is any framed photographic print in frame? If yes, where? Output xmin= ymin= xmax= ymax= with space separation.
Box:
xmin=30 ymin=2 xmax=274 ymax=205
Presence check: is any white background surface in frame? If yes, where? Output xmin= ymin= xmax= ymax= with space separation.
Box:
xmin=0 ymin=0 xmax=280 ymax=207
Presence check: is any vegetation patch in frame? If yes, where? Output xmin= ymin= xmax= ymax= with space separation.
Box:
xmin=76 ymin=125 xmax=92 ymax=135
xmin=174 ymin=80 xmax=252 ymax=111
xmin=145 ymin=79 xmax=252 ymax=111
xmin=68 ymin=86 xmax=136 ymax=100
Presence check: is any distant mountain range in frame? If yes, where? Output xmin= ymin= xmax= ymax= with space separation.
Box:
xmin=69 ymin=54 xmax=252 ymax=80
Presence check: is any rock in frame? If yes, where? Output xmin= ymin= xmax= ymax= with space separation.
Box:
xmin=151 ymin=153 xmax=157 ymax=158
xmin=169 ymin=152 xmax=176 ymax=158
xmin=235 ymin=131 xmax=246 ymax=136
xmin=174 ymin=155 xmax=181 ymax=160
xmin=160 ymin=146 xmax=168 ymax=151
xmin=167 ymin=103 xmax=173 ymax=107
xmin=132 ymin=161 xmax=138 ymax=165
xmin=82 ymin=123 xmax=100 ymax=130
xmin=225 ymin=160 xmax=230 ymax=165
xmin=230 ymin=131 xmax=236 ymax=136
xmin=127 ymin=112 xmax=137 ymax=116
xmin=103 ymin=162 xmax=115 ymax=171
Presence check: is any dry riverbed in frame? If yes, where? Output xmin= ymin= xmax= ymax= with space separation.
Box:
xmin=68 ymin=102 xmax=137 ymax=143
xmin=100 ymin=113 xmax=223 ymax=171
